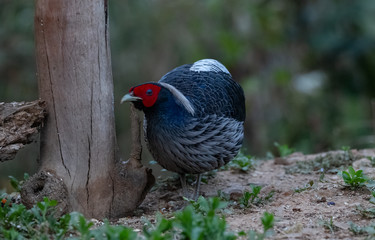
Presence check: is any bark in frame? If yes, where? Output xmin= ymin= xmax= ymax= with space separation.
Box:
xmin=20 ymin=0 xmax=154 ymax=218
xmin=0 ymin=100 xmax=46 ymax=162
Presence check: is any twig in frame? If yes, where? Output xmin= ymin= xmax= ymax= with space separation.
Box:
xmin=129 ymin=103 xmax=142 ymax=165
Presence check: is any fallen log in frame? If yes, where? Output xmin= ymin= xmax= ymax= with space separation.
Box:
xmin=0 ymin=100 xmax=46 ymax=162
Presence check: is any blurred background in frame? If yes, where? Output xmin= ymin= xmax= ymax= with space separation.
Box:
xmin=1 ymin=0 xmax=375 ymax=190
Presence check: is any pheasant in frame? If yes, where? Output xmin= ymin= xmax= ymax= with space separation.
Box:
xmin=121 ymin=59 xmax=245 ymax=200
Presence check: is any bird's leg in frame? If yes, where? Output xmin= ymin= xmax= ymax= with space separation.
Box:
xmin=192 ymin=174 xmax=202 ymax=201
xmin=179 ymin=173 xmax=188 ymax=198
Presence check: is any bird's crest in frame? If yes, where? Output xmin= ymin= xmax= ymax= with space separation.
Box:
xmin=159 ymin=82 xmax=195 ymax=116
xmin=189 ymin=59 xmax=231 ymax=75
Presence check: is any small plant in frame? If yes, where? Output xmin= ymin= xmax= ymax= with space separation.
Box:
xmin=176 ymin=196 xmax=235 ymax=240
xmin=185 ymin=196 xmax=228 ymax=216
xmin=228 ymin=151 xmax=255 ymax=172
xmin=340 ymin=166 xmax=367 ymax=188
xmin=239 ymin=185 xmax=262 ymax=208
xmin=143 ymin=214 xmax=173 ymax=240
xmin=367 ymin=156 xmax=375 ymax=167
xmin=216 ymin=190 xmax=231 ymax=202
xmin=294 ymin=180 xmax=314 ymax=193
xmin=8 ymin=173 xmax=29 ymax=192
xmin=349 ymin=222 xmax=375 ymax=237
xmin=274 ymin=142 xmax=295 ymax=157
xmin=340 ymin=145 xmax=351 ymax=152
xmin=238 ymin=185 xmax=273 ymax=208
xmin=248 ymin=212 xmax=275 ymax=240
xmin=319 ymin=217 xmax=338 ymax=234
xmin=355 ymin=205 xmax=375 ymax=219
xmin=319 ymin=168 xmax=326 ymax=182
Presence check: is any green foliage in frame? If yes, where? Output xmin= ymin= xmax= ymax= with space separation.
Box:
xmin=1 ymin=197 xmax=65 ymax=239
xmin=228 ymin=151 xmax=255 ymax=172
xmin=0 ymin=196 xmax=140 ymax=240
xmin=274 ymin=142 xmax=295 ymax=157
xmin=240 ymin=185 xmax=262 ymax=208
xmin=174 ymin=205 xmax=235 ymax=240
xmin=239 ymin=185 xmax=273 ymax=208
xmin=8 ymin=173 xmax=29 ymax=192
xmin=1 ymin=195 xmax=277 ymax=240
xmin=349 ymin=222 xmax=375 ymax=237
xmin=248 ymin=212 xmax=275 ymax=240
xmin=340 ymin=166 xmax=367 ymax=188
xmin=98 ymin=222 xmax=138 ymax=240
xmin=143 ymin=215 xmax=173 ymax=240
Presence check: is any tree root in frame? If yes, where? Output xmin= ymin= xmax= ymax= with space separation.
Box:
xmin=21 ymin=170 xmax=69 ymax=217
xmin=110 ymin=103 xmax=155 ymax=218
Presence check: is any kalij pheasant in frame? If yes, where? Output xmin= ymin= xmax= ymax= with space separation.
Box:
xmin=121 ymin=59 xmax=245 ymax=200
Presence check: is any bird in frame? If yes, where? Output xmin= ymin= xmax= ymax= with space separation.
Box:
xmin=121 ymin=59 xmax=245 ymax=200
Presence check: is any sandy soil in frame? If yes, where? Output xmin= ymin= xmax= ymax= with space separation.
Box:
xmin=115 ymin=149 xmax=375 ymax=239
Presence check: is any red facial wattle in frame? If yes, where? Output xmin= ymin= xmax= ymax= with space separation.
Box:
xmin=131 ymin=84 xmax=161 ymax=107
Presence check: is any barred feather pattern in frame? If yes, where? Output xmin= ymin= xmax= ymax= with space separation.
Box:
xmin=144 ymin=114 xmax=244 ymax=174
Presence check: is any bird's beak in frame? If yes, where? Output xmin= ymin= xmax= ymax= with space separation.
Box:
xmin=120 ymin=92 xmax=142 ymax=104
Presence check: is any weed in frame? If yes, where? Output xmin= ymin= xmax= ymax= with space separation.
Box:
xmin=175 ymin=196 xmax=236 ymax=240
xmin=355 ymin=205 xmax=375 ymax=219
xmin=340 ymin=145 xmax=351 ymax=152
xmin=228 ymin=151 xmax=255 ymax=172
xmin=367 ymin=156 xmax=375 ymax=167
xmin=248 ymin=212 xmax=275 ymax=240
xmin=239 ymin=185 xmax=273 ymax=208
xmin=216 ymin=190 xmax=231 ymax=202
xmin=274 ymin=142 xmax=295 ymax=157
xmin=8 ymin=173 xmax=29 ymax=192
xmin=1 ymin=180 xmax=275 ymax=240
xmin=319 ymin=168 xmax=325 ymax=182
xmin=319 ymin=217 xmax=338 ymax=234
xmin=349 ymin=222 xmax=375 ymax=237
xmin=339 ymin=166 xmax=367 ymax=188
xmin=286 ymin=150 xmax=357 ymax=174
xmin=294 ymin=180 xmax=314 ymax=193
xmin=96 ymin=222 xmax=138 ymax=240
xmin=239 ymin=185 xmax=262 ymax=208
xmin=143 ymin=214 xmax=173 ymax=240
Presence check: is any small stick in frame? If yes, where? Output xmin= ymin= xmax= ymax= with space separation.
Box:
xmin=129 ymin=103 xmax=142 ymax=166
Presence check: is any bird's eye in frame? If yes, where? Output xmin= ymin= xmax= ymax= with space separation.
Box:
xmin=146 ymin=89 xmax=153 ymax=96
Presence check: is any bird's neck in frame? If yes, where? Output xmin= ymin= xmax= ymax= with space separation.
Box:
xmin=144 ymin=94 xmax=191 ymax=128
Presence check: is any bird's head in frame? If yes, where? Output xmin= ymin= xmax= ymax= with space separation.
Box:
xmin=121 ymin=81 xmax=195 ymax=115
xmin=121 ymin=83 xmax=162 ymax=110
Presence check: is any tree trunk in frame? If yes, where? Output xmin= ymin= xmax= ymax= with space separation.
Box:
xmin=21 ymin=0 xmax=154 ymax=219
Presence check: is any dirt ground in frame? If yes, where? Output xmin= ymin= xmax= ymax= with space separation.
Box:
xmin=115 ymin=149 xmax=375 ymax=239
